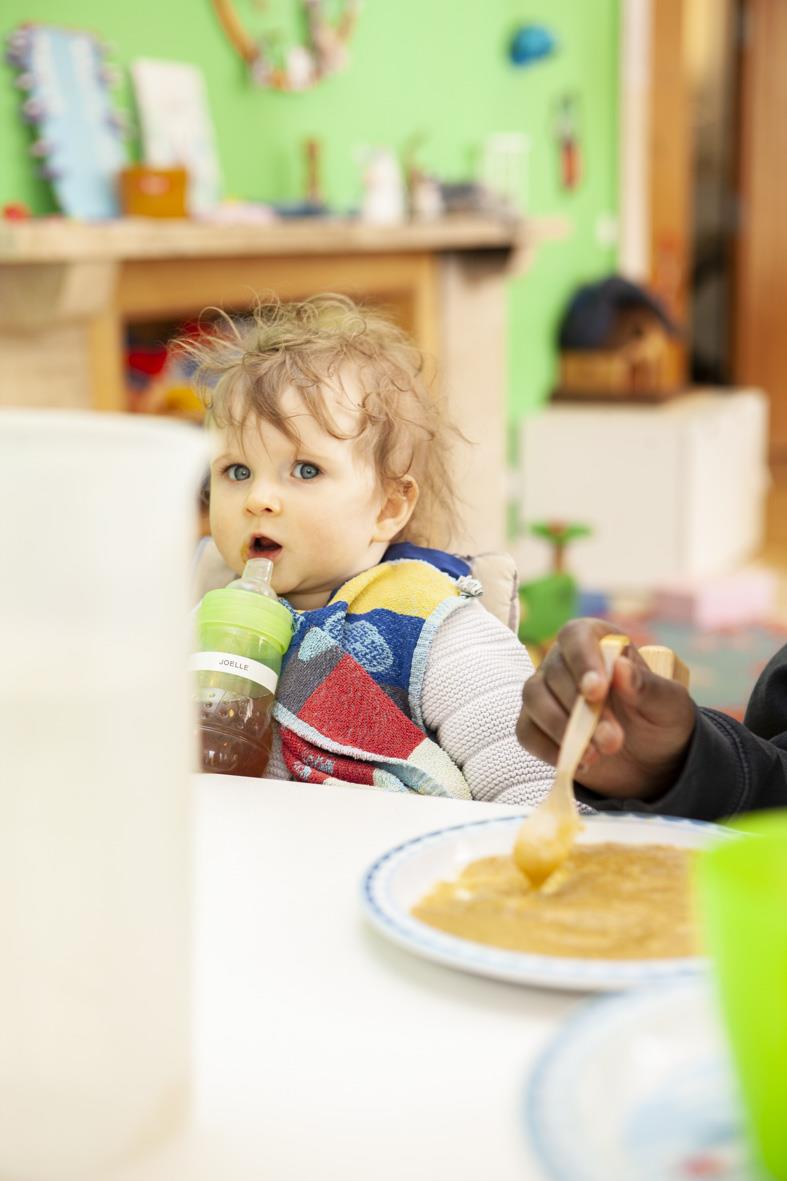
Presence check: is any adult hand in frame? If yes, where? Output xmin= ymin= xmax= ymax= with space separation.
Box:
xmin=517 ymin=618 xmax=697 ymax=800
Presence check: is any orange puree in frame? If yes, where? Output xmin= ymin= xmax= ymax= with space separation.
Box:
xmin=411 ymin=842 xmax=698 ymax=960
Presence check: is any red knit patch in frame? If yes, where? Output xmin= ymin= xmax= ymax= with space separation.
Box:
xmin=297 ymin=654 xmax=422 ymax=759
xmin=284 ymin=732 xmax=377 ymax=785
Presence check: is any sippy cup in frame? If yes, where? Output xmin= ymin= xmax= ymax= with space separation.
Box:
xmin=192 ymin=557 xmax=293 ymax=776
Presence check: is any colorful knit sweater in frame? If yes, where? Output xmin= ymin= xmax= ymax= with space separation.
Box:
xmin=273 ymin=551 xmax=481 ymax=798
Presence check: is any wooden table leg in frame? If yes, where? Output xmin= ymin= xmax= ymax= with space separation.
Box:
xmin=438 ymin=251 xmax=510 ymax=553
xmin=0 ymin=260 xmax=119 ymax=410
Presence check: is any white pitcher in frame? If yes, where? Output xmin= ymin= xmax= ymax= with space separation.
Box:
xmin=0 ymin=410 xmax=206 ymax=1178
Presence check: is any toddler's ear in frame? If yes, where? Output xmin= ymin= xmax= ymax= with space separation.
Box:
xmin=373 ymin=476 xmax=419 ymax=542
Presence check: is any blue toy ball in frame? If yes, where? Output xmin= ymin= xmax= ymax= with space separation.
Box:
xmin=509 ymin=24 xmax=558 ymax=67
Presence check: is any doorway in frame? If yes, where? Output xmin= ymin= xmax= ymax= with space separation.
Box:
xmin=685 ymin=0 xmax=737 ymax=386
xmin=734 ymin=0 xmax=787 ymax=451
xmin=628 ymin=0 xmax=787 ymax=545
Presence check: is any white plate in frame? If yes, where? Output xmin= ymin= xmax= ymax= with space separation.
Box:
xmin=361 ymin=813 xmax=731 ymax=991
xmin=527 ymin=977 xmax=752 ymax=1181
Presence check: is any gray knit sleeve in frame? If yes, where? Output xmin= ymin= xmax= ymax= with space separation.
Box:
xmin=420 ymin=601 xmax=557 ymax=805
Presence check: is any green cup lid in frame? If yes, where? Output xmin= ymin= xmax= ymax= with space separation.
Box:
xmin=198 ymin=586 xmax=293 ymax=653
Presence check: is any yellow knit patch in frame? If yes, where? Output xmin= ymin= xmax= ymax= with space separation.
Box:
xmin=331 ymin=560 xmax=459 ymax=619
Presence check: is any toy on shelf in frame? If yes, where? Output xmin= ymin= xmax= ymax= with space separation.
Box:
xmin=304 ymin=137 xmax=323 ymax=207
xmin=359 ymin=147 xmax=406 ymax=225
xmin=2 ymin=202 xmax=31 ymax=220
xmin=271 ymin=137 xmax=330 ymax=218
xmin=266 ymin=136 xmax=330 ymax=220
xmin=198 ymin=199 xmax=276 ymax=224
xmin=438 ymin=182 xmax=489 ymax=216
xmin=403 ymin=134 xmax=444 ymax=222
xmin=518 ymin=521 xmax=591 ymax=657
xmin=555 ymin=275 xmax=684 ymax=402
xmin=478 ymin=132 xmax=531 ymax=218
xmin=6 ymin=23 xmax=128 ymax=219
xmin=118 ymin=165 xmax=188 ymax=218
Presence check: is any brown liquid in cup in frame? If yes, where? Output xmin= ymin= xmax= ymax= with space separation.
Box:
xmin=198 ymin=689 xmax=275 ymax=777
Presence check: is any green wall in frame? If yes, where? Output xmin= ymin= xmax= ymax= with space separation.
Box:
xmin=0 ymin=0 xmax=619 ymax=419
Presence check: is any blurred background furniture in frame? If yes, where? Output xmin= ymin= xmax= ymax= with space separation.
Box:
xmin=0 ymin=215 xmax=557 ymax=553
xmin=516 ymin=388 xmax=769 ymax=591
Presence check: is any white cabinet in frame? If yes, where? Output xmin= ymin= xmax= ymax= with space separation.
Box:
xmin=514 ymin=390 xmax=769 ymax=591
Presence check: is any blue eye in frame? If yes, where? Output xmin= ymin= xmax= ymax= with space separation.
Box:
xmin=225 ymin=463 xmax=251 ymax=482
xmin=293 ymin=461 xmax=320 ymax=481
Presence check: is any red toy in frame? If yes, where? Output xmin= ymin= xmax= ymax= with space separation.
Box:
xmin=2 ymin=202 xmax=31 ymax=219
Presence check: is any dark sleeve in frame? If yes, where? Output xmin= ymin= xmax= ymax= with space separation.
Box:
xmin=576 ymin=643 xmax=787 ymax=822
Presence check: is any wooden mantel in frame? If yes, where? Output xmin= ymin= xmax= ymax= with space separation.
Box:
xmin=0 ymin=214 xmax=533 ymax=262
xmin=0 ymin=214 xmax=563 ymax=551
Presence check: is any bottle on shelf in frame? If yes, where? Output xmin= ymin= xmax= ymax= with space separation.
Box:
xmin=192 ymin=557 xmax=293 ymax=777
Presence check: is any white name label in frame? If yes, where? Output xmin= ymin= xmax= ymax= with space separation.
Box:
xmin=190 ymin=651 xmax=279 ymax=694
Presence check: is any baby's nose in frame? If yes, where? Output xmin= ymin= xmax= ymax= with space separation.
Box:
xmin=244 ymin=479 xmax=281 ymax=514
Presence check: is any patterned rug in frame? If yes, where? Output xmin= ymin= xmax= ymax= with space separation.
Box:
xmin=606 ymin=615 xmax=787 ymax=721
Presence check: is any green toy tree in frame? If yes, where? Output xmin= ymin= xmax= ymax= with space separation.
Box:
xmin=518 ymin=520 xmax=591 ymax=655
xmin=528 ymin=521 xmax=592 ymax=573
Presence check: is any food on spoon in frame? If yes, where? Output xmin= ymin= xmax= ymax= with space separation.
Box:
xmin=513 ymin=806 xmax=582 ymax=889
xmin=513 ymin=634 xmax=630 ymax=889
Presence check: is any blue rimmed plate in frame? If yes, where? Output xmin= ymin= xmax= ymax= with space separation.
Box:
xmin=527 ymin=977 xmax=751 ymax=1180
xmin=361 ymin=813 xmax=732 ymax=991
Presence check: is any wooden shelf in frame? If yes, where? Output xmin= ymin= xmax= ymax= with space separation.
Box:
xmin=0 ymin=213 xmax=567 ymax=552
xmin=0 ymin=213 xmax=535 ymax=263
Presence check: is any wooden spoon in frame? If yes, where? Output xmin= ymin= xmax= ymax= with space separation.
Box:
xmin=513 ymin=633 xmax=630 ymax=888
xmin=638 ymin=644 xmax=690 ymax=688
xmin=514 ymin=638 xmax=690 ymax=888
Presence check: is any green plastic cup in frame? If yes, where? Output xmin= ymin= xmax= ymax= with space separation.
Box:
xmin=696 ymin=809 xmax=787 ymax=1180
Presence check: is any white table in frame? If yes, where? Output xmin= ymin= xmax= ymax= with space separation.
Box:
xmin=111 ymin=777 xmax=584 ymax=1181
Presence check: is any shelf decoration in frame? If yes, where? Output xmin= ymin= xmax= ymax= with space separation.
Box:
xmin=5 ymin=23 xmax=128 ymax=220
xmin=131 ymin=59 xmax=222 ymax=216
xmin=211 ymin=0 xmax=360 ymax=91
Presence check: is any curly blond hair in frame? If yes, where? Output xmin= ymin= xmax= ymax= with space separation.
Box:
xmin=182 ymin=293 xmax=464 ymax=547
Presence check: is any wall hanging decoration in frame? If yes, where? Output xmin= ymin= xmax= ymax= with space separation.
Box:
xmin=508 ymin=23 xmax=558 ymax=68
xmin=554 ymin=92 xmax=583 ymax=191
xmin=211 ymin=0 xmax=360 ymax=91
xmin=131 ymin=59 xmax=222 ymax=216
xmin=5 ymin=23 xmax=128 ymax=219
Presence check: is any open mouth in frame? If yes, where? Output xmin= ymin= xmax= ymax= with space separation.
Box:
xmin=246 ymin=535 xmax=283 ymax=562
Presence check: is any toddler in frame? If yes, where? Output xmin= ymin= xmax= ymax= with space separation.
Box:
xmin=189 ymin=293 xmax=554 ymax=803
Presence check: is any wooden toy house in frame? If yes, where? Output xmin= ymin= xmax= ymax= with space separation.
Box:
xmin=554 ymin=276 xmax=684 ymax=401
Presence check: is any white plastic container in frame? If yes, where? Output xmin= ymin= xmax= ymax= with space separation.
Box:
xmin=0 ymin=410 xmax=206 ymax=1179
xmin=478 ymin=132 xmax=531 ymax=216
xmin=360 ymin=147 xmax=406 ymax=225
